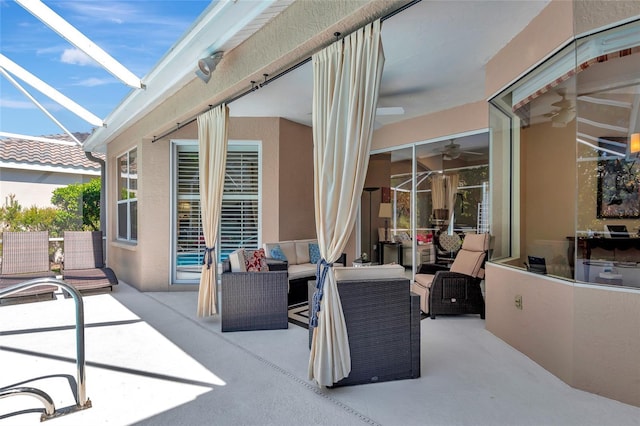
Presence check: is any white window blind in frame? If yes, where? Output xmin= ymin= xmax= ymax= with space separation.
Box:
xmin=176 ymin=146 xmax=203 ymax=266
xmin=219 ymin=145 xmax=260 ymax=260
xmin=174 ymin=142 xmax=260 ymax=272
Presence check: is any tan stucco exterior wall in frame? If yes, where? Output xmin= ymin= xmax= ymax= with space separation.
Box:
xmin=485 ymin=0 xmax=640 ymax=408
xmin=372 ymin=101 xmax=488 ymax=151
xmin=278 ymin=119 xmax=315 ymax=241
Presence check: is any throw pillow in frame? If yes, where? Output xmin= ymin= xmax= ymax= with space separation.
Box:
xmin=309 ymin=242 xmax=321 ymax=264
xmin=270 ymin=244 xmax=288 ymax=262
xmin=244 ymin=248 xmax=269 ymax=272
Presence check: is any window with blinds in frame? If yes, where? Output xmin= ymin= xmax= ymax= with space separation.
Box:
xmin=173 ymin=141 xmax=260 ymax=282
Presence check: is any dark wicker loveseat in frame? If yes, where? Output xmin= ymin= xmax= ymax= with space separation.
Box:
xmin=309 ymin=264 xmax=421 ymax=387
xmin=220 ymin=258 xmax=288 ymax=332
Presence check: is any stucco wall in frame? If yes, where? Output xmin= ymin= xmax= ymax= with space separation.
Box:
xmin=278 ymin=119 xmax=315 ymax=241
xmin=486 ymin=263 xmax=640 ymax=407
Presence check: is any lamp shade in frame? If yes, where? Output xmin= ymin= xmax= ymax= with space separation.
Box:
xmin=378 ymin=202 xmax=392 ymax=219
xmin=630 ymin=133 xmax=640 ymax=154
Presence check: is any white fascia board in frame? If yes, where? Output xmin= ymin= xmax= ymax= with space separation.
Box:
xmin=83 ymin=0 xmax=277 ymax=152
xmin=0 ymin=54 xmax=104 ymax=127
xmin=16 ymin=0 xmax=142 ymax=89
xmin=1 ymin=160 xmax=101 ymax=175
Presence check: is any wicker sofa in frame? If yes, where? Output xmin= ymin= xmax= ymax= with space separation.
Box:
xmin=263 ymin=239 xmax=345 ymax=305
xmin=308 ymin=264 xmax=421 ymax=387
xmin=220 ymin=258 xmax=288 ymax=332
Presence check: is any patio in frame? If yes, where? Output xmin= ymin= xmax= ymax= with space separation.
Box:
xmin=1 ymin=282 xmax=639 ymax=426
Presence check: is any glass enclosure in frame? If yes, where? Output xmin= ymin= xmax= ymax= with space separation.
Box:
xmin=489 ymin=19 xmax=640 ymax=288
xmin=365 ymin=133 xmax=489 ymax=274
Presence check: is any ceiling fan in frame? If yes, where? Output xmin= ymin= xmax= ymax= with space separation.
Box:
xmin=438 ymin=139 xmax=483 ymax=160
xmin=544 ymin=88 xmax=576 ymax=127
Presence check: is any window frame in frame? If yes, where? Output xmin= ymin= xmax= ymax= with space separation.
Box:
xmin=116 ymin=146 xmax=138 ymax=243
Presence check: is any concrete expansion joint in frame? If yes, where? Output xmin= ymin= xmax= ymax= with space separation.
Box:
xmin=148 ymin=292 xmax=381 ymax=426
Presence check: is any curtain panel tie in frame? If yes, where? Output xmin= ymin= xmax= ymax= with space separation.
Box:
xmin=310 ymin=258 xmax=333 ymax=328
xmin=202 ymin=246 xmax=216 ymax=269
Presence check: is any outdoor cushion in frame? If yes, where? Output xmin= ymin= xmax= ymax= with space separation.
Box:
xmin=264 ymin=241 xmax=297 ymax=265
xmin=288 ymin=264 xmax=317 ymax=280
xmin=334 ymin=264 xmax=405 ymax=281
xmin=229 ymin=249 xmax=247 ymax=273
xmin=461 ymin=232 xmax=490 ymax=252
xmin=295 ymin=239 xmax=315 ymax=265
xmin=309 ymin=242 xmax=321 ymax=264
xmin=450 ymin=250 xmax=485 ymax=278
xmin=269 ymin=245 xmax=288 ymax=262
xmin=244 ymin=248 xmax=269 ymax=272
xmin=413 ymin=273 xmax=434 ymax=289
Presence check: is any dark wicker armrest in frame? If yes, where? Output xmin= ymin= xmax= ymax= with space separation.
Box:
xmin=266 ymin=258 xmax=288 ymax=271
xmin=336 ymin=253 xmax=347 ymax=266
xmin=417 ymin=263 xmax=449 ymax=274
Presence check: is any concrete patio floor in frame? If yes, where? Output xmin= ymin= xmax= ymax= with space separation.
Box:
xmin=1 ymin=282 xmax=639 ymax=426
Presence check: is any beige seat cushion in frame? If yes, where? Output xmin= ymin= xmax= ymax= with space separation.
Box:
xmin=294 ymin=239 xmax=316 ymax=265
xmin=288 ymin=263 xmax=317 ymax=280
xmin=334 ymin=264 xmax=405 ymax=281
xmin=412 ymin=273 xmax=434 ymax=314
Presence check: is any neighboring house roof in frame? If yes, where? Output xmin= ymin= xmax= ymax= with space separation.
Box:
xmin=0 ymin=133 xmax=103 ymax=172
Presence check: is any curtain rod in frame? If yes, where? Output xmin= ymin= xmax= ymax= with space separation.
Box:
xmin=151 ymin=0 xmax=422 ymax=143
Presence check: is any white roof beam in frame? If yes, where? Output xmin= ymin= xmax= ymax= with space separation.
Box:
xmin=16 ymin=0 xmax=143 ymax=89
xmin=0 ymin=66 xmax=83 ymax=146
xmin=0 ymin=54 xmax=103 ymax=128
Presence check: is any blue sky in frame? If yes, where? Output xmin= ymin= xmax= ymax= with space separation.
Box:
xmin=0 ymin=0 xmax=211 ymax=138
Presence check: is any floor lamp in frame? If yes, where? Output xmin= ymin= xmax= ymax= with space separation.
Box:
xmin=363 ymin=187 xmax=379 ymax=261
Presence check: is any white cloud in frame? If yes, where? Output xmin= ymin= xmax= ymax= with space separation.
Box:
xmin=0 ymin=98 xmax=37 ymax=109
xmin=73 ymin=77 xmax=115 ymax=87
xmin=60 ymin=48 xmax=97 ymax=66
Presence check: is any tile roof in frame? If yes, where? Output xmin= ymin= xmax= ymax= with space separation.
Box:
xmin=0 ymin=133 xmax=103 ymax=170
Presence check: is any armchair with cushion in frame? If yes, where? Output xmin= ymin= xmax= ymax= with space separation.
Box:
xmin=0 ymin=231 xmax=58 ymax=305
xmin=308 ymin=264 xmax=421 ymax=386
xmin=411 ymin=232 xmax=490 ymax=319
xmin=221 ymin=248 xmax=288 ymax=332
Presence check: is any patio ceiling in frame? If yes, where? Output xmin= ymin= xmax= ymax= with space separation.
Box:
xmin=2 ymin=0 xmax=552 ymax=154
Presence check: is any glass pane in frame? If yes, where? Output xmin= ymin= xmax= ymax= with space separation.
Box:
xmin=575 ymin=23 xmax=640 ymax=287
xmin=130 ymin=201 xmax=138 ymax=241
xmin=118 ymin=203 xmax=127 ymax=239
xmin=219 ymin=199 xmax=259 ymax=260
xmin=118 ymin=154 xmax=128 ymax=201
xmin=129 ymin=148 xmax=138 ymax=199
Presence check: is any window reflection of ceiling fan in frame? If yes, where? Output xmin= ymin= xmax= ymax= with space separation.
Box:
xmin=544 ymin=88 xmax=576 ymax=127
xmin=438 ymin=139 xmax=483 ymax=160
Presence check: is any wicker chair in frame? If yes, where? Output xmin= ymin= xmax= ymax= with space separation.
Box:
xmin=0 ymin=231 xmax=58 ymax=305
xmin=412 ymin=233 xmax=489 ymax=319
xmin=308 ymin=265 xmax=421 ymax=387
xmin=62 ymin=231 xmax=118 ymax=294
xmin=220 ymin=259 xmax=288 ymax=332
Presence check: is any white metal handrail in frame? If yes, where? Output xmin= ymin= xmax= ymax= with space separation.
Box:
xmin=0 ymin=278 xmax=92 ymax=421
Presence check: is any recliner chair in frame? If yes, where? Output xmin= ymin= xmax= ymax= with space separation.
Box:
xmin=411 ymin=233 xmax=489 ymax=319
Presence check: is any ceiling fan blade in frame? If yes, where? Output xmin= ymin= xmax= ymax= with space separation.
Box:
xmin=463 ymin=150 xmax=483 ymax=155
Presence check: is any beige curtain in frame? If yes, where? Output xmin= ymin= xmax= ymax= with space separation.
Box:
xmin=308 ymin=19 xmax=384 ymax=387
xmin=432 ymin=175 xmax=446 ymax=210
xmin=197 ymin=104 xmax=229 ymax=317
